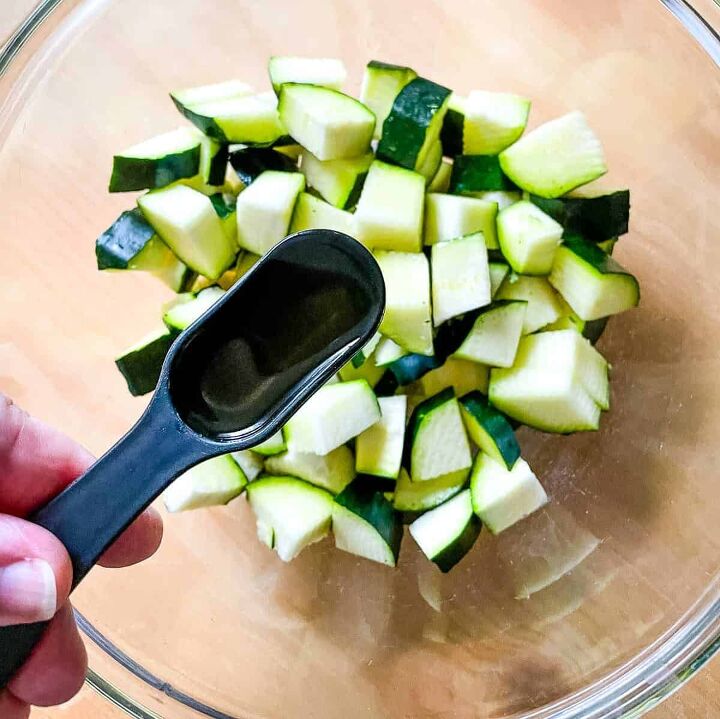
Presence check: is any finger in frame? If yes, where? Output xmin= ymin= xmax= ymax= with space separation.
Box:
xmin=0 ymin=396 xmax=93 ymax=517
xmin=99 ymin=507 xmax=163 ymax=568
xmin=0 ymin=691 xmax=29 ymax=719
xmin=8 ymin=603 xmax=87 ymax=707
xmin=0 ymin=515 xmax=71 ymax=626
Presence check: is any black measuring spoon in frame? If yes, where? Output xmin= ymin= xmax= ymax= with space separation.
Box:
xmin=0 ymin=229 xmax=385 ymax=687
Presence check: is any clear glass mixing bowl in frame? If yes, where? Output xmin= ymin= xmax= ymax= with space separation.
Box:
xmin=1 ymin=1 xmax=719 ymax=717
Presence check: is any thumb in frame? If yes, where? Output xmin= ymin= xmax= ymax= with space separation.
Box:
xmin=0 ymin=515 xmax=72 ymax=626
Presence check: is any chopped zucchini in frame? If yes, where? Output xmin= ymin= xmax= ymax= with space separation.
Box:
xmin=393 ymin=467 xmax=467 ymax=512
xmin=115 ymin=327 xmax=176 ymax=397
xmin=171 ymin=79 xmax=253 ymax=109
xmin=475 ymin=190 xmax=521 ymax=211
xmin=449 ymin=154 xmax=518 ymax=195
xmin=355 ymin=395 xmax=407 ymax=479
xmin=208 ymin=192 xmax=238 ymax=245
xmin=285 ymin=380 xmax=381 ymax=455
xmin=300 ymin=150 xmax=373 ymax=209
xmin=489 ymin=261 xmax=510 ymax=297
xmin=463 ymin=90 xmax=531 ymax=155
xmin=138 ymin=185 xmax=236 ymax=281
xmin=417 ymin=139 xmax=443 ymax=183
xmin=163 ymin=286 xmax=225 ymax=331
xmin=252 ymin=430 xmax=287 ymax=456
xmin=338 ymin=353 xmax=387 ymax=388
xmin=439 ymin=93 xmax=466 ymax=157
xmin=424 ymin=193 xmax=498 ymax=249
xmin=427 ymin=158 xmax=452 ymax=193
xmin=529 ymin=189 xmax=630 ymax=242
xmin=269 ymin=56 xmax=347 ymax=94
xmin=549 ymin=235 xmax=640 ymax=321
xmin=351 ymin=332 xmax=382 ymax=369
xmin=374 ymin=337 xmax=409 ymax=367
xmin=415 ymin=357 xmax=490 ymax=398
xmin=377 ymin=77 xmax=452 ymax=173
xmin=409 ymin=489 xmax=481 ymax=572
xmin=229 ymin=147 xmax=298 ymax=186
xmin=355 ymin=160 xmax=425 ymax=252
xmin=497 ymin=200 xmax=564 ymax=275
xmin=454 ymin=301 xmax=527 ymax=368
xmin=235 ymin=170 xmax=305 ymax=254
xmin=230 ymin=450 xmax=264 ymax=482
xmin=289 ymin=192 xmax=356 ymax=237
xmin=360 ymin=60 xmax=417 ymax=139
xmin=408 ymin=388 xmax=472 ymax=482
xmin=431 ymin=233 xmax=491 ymax=325
xmin=495 ymin=275 xmax=563 ymax=334
xmin=375 ymin=250 xmax=433 ymax=355
xmin=163 ymin=455 xmax=246 ymax=512
xmin=278 ymin=84 xmax=375 ymax=161
xmin=193 ymin=130 xmax=228 ymax=187
xmin=470 ymin=455 xmax=548 ymax=534
xmin=265 ymin=445 xmax=356 ymax=494
xmin=459 ymin=390 xmax=520 ymax=469
xmin=109 ymin=127 xmax=201 ymax=193
xmin=499 ymin=111 xmax=607 ymax=198
xmin=332 ymin=482 xmax=403 ymax=566
xmin=247 ymin=477 xmax=333 ymax=561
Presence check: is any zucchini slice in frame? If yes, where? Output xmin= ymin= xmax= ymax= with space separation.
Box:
xmin=488 ymin=330 xmax=608 ymax=432
xmin=499 ymin=111 xmax=607 ymax=198
xmin=489 ymin=261 xmax=510 ymax=297
xmin=338 ymin=352 xmax=387 ymax=388
xmin=300 ymin=150 xmax=373 ymax=209
xmin=408 ymin=388 xmax=472 ymax=482
xmin=463 ymin=90 xmax=531 ymax=155
xmin=115 ymin=327 xmax=176 ymax=397
xmin=163 ymin=286 xmax=225 ymax=331
xmin=355 ymin=395 xmax=407 ymax=479
xmin=193 ymin=130 xmax=229 ymax=187
xmin=360 ymin=60 xmax=418 ymax=139
xmin=228 ymin=147 xmax=298 ymax=186
xmin=278 ymin=84 xmax=375 ymax=161
xmin=470 ymin=455 xmax=548 ymax=534
xmin=171 ymin=79 xmax=253 ymax=109
xmin=163 ymin=454 xmax=247 ymax=513
xmin=431 ymin=233 xmax=491 ymax=325
xmin=285 ymin=380 xmax=381 ymax=455
xmin=264 ymin=445 xmax=356 ymax=494
xmin=439 ymin=93 xmax=466 ymax=157
xmin=246 ymin=477 xmax=334 ymax=561
xmin=497 ymin=200 xmax=564 ymax=275
xmin=269 ymin=56 xmax=347 ymax=94
xmin=235 ymin=170 xmax=305 ymax=255
xmin=230 ymin=450 xmax=264 ymax=483
xmin=427 ymin=158 xmax=453 ymax=193
xmin=374 ymin=337 xmax=409 ymax=367
xmin=458 ymin=390 xmax=520 ymax=469
xmin=454 ymin=301 xmax=527 ymax=368
xmin=424 ymin=193 xmax=498 ymax=249
xmin=375 ymin=250 xmax=433 ymax=355
xmin=377 ymin=77 xmax=452 ymax=172
xmin=393 ymin=467 xmax=467 ymax=512
xmin=355 ymin=161 xmax=425 ymax=252
xmin=417 ymin=139 xmax=443 ymax=183
xmin=549 ymin=235 xmax=640 ymax=321
xmin=409 ymin=489 xmax=481 ymax=572
xmin=495 ymin=275 xmax=563 ymax=334
xmin=415 ymin=357 xmax=490 ymax=398
xmin=109 ymin=127 xmax=201 ymax=193
xmin=252 ymin=430 xmax=287 ymax=457
xmin=449 ymin=154 xmax=518 ymax=194
xmin=332 ymin=481 xmax=403 ymax=567
xmin=138 ymin=185 xmax=236 ymax=281
xmin=530 ymin=189 xmax=630 ymax=242
xmin=208 ymin=192 xmax=237 ymax=245
xmin=289 ymin=192 xmax=356 ymax=237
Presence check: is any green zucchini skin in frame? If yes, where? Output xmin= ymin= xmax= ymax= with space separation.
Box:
xmin=208 ymin=193 xmax=237 ymax=219
xmin=376 ymin=78 xmax=452 ymax=171
xmin=172 ymin=99 xmax=225 ymax=142
xmin=563 ymin=233 xmax=634 ymax=276
xmin=229 ymin=147 xmax=298 ymax=185
xmin=96 ymin=208 xmax=157 ymax=270
xmin=433 ymin=513 xmax=481 ymax=573
xmin=115 ymin=330 xmax=178 ymax=396
xmin=109 ymin=145 xmax=201 ymax=193
xmin=529 ymin=190 xmax=629 ymax=242
xmin=459 ymin=391 xmax=520 ymax=469
xmin=206 ymin=143 xmax=230 ymax=186
xmin=449 ymin=155 xmax=518 ymax=194
xmin=334 ymin=481 xmax=403 ymax=562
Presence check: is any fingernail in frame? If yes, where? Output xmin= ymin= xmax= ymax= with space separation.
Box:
xmin=0 ymin=559 xmax=57 ymax=623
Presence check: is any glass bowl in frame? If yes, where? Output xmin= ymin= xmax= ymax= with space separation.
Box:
xmin=1 ymin=1 xmax=719 ymax=717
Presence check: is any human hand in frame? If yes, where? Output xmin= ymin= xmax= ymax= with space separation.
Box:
xmin=0 ymin=395 xmax=163 ymax=718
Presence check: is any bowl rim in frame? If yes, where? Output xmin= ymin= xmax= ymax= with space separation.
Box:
xmin=1 ymin=1 xmax=719 ymax=717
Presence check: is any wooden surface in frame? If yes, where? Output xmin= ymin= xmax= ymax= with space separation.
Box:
xmin=2 ymin=1 xmax=720 ymax=718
